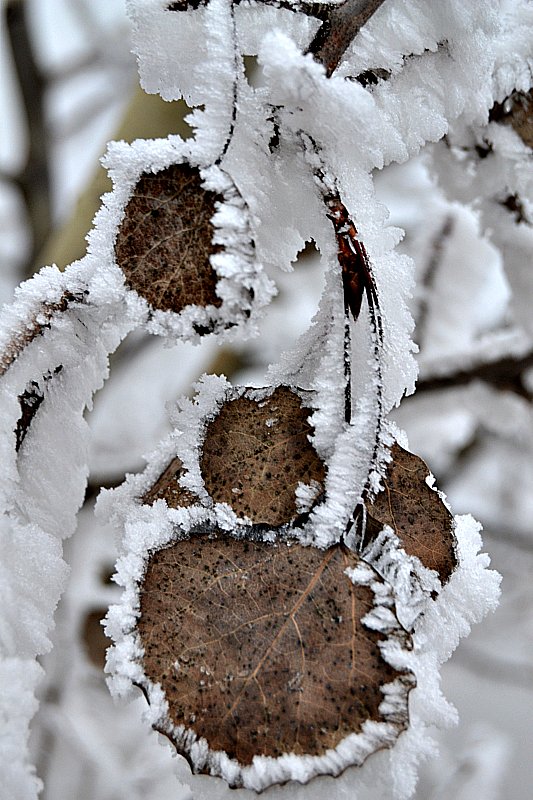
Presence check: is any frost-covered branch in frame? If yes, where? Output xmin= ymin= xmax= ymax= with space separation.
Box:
xmin=306 ymin=0 xmax=389 ymax=76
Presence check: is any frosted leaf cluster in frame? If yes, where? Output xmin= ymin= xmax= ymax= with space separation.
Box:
xmin=2 ymin=0 xmax=531 ymax=797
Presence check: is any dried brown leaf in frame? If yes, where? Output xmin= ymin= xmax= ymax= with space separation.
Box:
xmin=115 ymin=164 xmax=223 ymax=314
xmin=141 ymin=456 xmax=197 ymax=508
xmin=366 ymin=443 xmax=457 ymax=583
xmin=138 ymin=532 xmax=412 ymax=773
xmin=200 ymin=387 xmax=325 ymax=526
xmin=490 ymin=89 xmax=533 ymax=148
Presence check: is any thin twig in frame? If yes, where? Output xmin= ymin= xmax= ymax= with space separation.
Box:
xmin=416 ymin=214 xmax=455 ymax=351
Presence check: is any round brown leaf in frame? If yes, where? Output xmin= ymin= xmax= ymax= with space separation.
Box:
xmin=366 ymin=443 xmax=456 ymax=583
xmin=141 ymin=456 xmax=198 ymax=508
xmin=138 ymin=533 xmax=412 ymax=773
xmin=115 ymin=164 xmax=223 ymax=314
xmin=200 ymin=387 xmax=326 ymax=526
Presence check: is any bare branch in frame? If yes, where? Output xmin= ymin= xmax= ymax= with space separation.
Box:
xmin=415 ymin=215 xmax=455 ymax=350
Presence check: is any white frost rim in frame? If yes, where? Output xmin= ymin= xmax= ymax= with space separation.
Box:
xmin=88 ymin=135 xmax=275 ymax=343
xmin=104 ymin=531 xmax=415 ymax=792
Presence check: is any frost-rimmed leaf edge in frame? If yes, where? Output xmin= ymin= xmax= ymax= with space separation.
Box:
xmin=98 ymin=410 xmax=500 ymax=794
xmin=103 ymin=515 xmax=417 ymax=791
xmin=99 ymin=375 xmax=329 ymax=537
xmin=360 ymin=424 xmax=501 ymax=638
xmin=96 ymin=372 xmax=385 ymax=554
xmin=88 ymin=135 xmax=276 ymax=344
